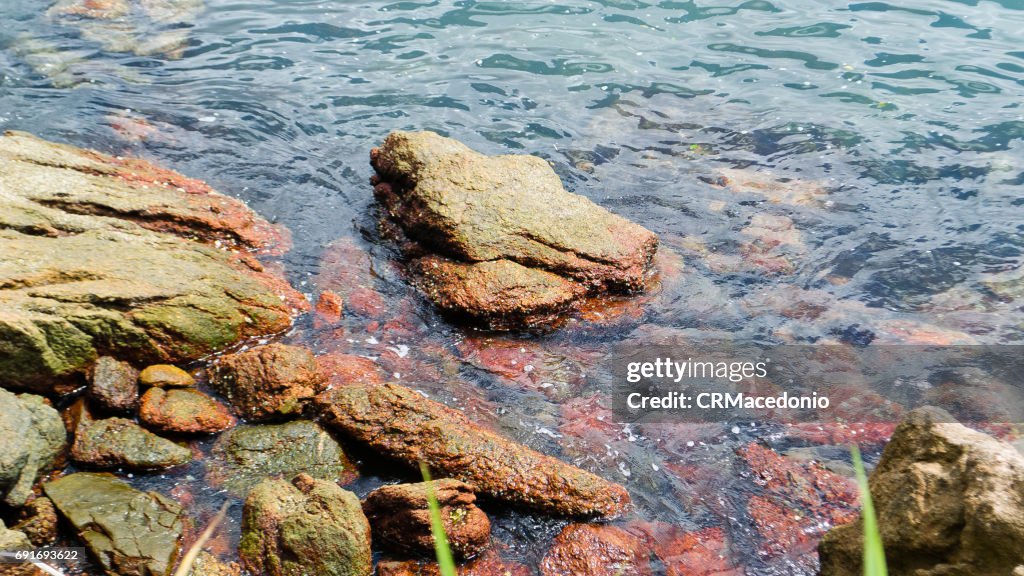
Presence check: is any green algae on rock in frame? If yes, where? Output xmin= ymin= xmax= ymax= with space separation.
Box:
xmin=206 ymin=420 xmax=357 ymax=497
xmin=317 ymin=382 xmax=630 ymax=518
xmin=370 ymin=130 xmax=659 ymax=330
xmin=44 ymin=472 xmax=185 ymax=576
xmin=240 ymin=474 xmax=372 ymax=576
xmin=0 ymin=131 xmax=307 ymax=394
xmin=69 ymin=399 xmax=191 ymax=470
xmin=0 ymin=389 xmax=66 ymax=508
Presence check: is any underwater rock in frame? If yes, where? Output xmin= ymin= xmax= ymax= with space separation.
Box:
xmin=44 ymin=472 xmax=184 ymax=576
xmin=363 ymin=479 xmax=490 ymax=559
xmin=0 ymin=131 xmax=305 ymax=395
xmin=139 ymin=387 xmax=235 ymax=434
xmin=376 ymin=546 xmax=531 ymax=576
xmin=316 ymin=352 xmax=385 ymax=387
xmin=370 ymin=131 xmax=658 ymax=329
xmin=316 ymin=236 xmax=388 ymax=319
xmin=210 ymin=343 xmax=326 ymax=421
xmin=0 ymin=389 xmax=66 ymax=508
xmin=69 ymin=399 xmax=191 ymax=470
xmin=46 ymin=0 xmax=204 ymax=59
xmin=206 ymin=420 xmax=356 ymax=497
xmin=540 ymin=523 xmax=650 ymax=576
xmin=139 ymin=364 xmax=195 ymax=388
xmin=239 ymin=474 xmax=372 ymax=576
xmin=316 ymin=382 xmax=630 ymax=518
xmin=89 ymin=356 xmax=139 ymax=413
xmin=314 ymin=290 xmax=345 ymax=328
xmin=819 ymin=406 xmax=1024 ymax=576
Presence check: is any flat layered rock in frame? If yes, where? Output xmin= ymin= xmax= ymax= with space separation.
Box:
xmin=317 ymin=382 xmax=630 ymax=518
xmin=0 ymin=131 xmax=306 ymax=394
xmin=371 ymin=131 xmax=658 ymax=329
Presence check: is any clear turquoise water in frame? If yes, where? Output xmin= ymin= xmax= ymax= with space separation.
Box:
xmin=2 ymin=0 xmax=1023 ymax=573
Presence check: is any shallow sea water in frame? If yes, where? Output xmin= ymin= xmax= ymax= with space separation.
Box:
xmin=1 ymin=0 xmax=1023 ymax=574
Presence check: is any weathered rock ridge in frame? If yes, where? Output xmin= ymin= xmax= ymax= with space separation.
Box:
xmin=370 ymin=131 xmax=659 ymax=329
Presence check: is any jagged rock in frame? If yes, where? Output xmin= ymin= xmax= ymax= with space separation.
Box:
xmin=239 ymin=474 xmax=372 ymax=576
xmin=139 ymin=364 xmax=195 ymax=388
xmin=370 ymin=131 xmax=659 ymax=329
xmin=89 ymin=356 xmax=139 ymax=412
xmin=44 ymin=472 xmax=184 ymax=576
xmin=69 ymin=400 xmax=191 ymax=470
xmin=0 ymin=131 xmax=306 ymax=395
xmin=0 ymin=389 xmax=66 ymax=507
xmin=363 ymin=479 xmax=490 ymax=559
xmin=316 ymin=382 xmax=630 ymax=518
xmin=210 ymin=343 xmax=326 ymax=421
xmin=819 ymin=407 xmax=1024 ymax=575
xmin=139 ymin=387 xmax=234 ymax=434
xmin=206 ymin=420 xmax=356 ymax=496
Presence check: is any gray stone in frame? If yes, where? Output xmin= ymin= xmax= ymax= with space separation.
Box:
xmin=0 ymin=389 xmax=66 ymax=507
xmin=90 ymin=356 xmax=139 ymax=412
xmin=69 ymin=400 xmax=191 ymax=470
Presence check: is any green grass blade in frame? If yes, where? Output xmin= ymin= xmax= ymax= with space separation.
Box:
xmin=851 ymin=445 xmax=888 ymax=576
xmin=420 ymin=462 xmax=458 ymax=576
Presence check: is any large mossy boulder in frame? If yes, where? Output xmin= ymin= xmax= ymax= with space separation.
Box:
xmin=0 ymin=389 xmax=66 ymax=507
xmin=44 ymin=473 xmax=185 ymax=576
xmin=0 ymin=131 xmax=306 ymax=394
xmin=819 ymin=407 xmax=1024 ymax=575
xmin=370 ymin=131 xmax=659 ymax=329
xmin=240 ymin=474 xmax=372 ymax=576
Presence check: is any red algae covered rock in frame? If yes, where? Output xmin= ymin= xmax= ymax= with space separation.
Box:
xmin=88 ymin=356 xmax=139 ymax=413
xmin=370 ymin=130 xmax=658 ymax=330
xmin=377 ymin=546 xmax=531 ymax=576
xmin=540 ymin=524 xmax=650 ymax=576
xmin=210 ymin=343 xmax=326 ymax=421
xmin=363 ymin=479 xmax=490 ymax=559
xmin=316 ymin=352 xmax=385 ymax=387
xmin=316 ymin=382 xmax=630 ymax=518
xmin=0 ymin=131 xmax=306 ymax=394
xmin=139 ymin=387 xmax=235 ymax=434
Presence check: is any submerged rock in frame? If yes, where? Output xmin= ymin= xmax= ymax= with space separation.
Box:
xmin=316 ymin=382 xmax=630 ymax=518
xmin=239 ymin=474 xmax=372 ymax=576
xmin=540 ymin=524 xmax=650 ymax=576
xmin=370 ymin=131 xmax=658 ymax=329
xmin=139 ymin=387 xmax=235 ymax=434
xmin=0 ymin=389 xmax=66 ymax=507
xmin=819 ymin=407 xmax=1024 ymax=575
xmin=46 ymin=0 xmax=204 ymax=59
xmin=206 ymin=420 xmax=356 ymax=496
xmin=0 ymin=131 xmax=305 ymax=395
xmin=363 ymin=479 xmax=490 ymax=559
xmin=210 ymin=343 xmax=326 ymax=421
xmin=139 ymin=364 xmax=195 ymax=388
xmin=69 ymin=400 xmax=191 ymax=470
xmin=89 ymin=356 xmax=139 ymax=413
xmin=44 ymin=472 xmax=184 ymax=576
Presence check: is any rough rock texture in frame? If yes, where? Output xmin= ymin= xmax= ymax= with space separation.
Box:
xmin=206 ymin=420 xmax=356 ymax=496
xmin=540 ymin=524 xmax=650 ymax=576
xmin=363 ymin=479 xmax=490 ymax=559
xmin=0 ymin=389 xmax=66 ymax=507
xmin=371 ymin=131 xmax=658 ymax=329
xmin=44 ymin=472 xmax=184 ymax=576
xmin=139 ymin=387 xmax=235 ymax=434
xmin=138 ymin=364 xmax=195 ymax=388
xmin=12 ymin=497 xmax=59 ymax=546
xmin=239 ymin=474 xmax=372 ymax=576
xmin=69 ymin=400 xmax=191 ymax=470
xmin=0 ymin=131 xmax=306 ymax=394
xmin=317 ymin=382 xmax=630 ymax=518
xmin=210 ymin=343 xmax=326 ymax=421
xmin=819 ymin=407 xmax=1024 ymax=576
xmin=0 ymin=521 xmax=30 ymax=552
xmin=89 ymin=356 xmax=139 ymax=412
xmin=188 ymin=552 xmax=242 ymax=576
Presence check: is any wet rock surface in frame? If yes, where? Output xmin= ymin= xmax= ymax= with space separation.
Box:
xmin=370 ymin=131 xmax=658 ymax=329
xmin=139 ymin=364 xmax=195 ymax=388
xmin=0 ymin=131 xmax=305 ymax=394
xmin=187 ymin=552 xmax=242 ymax=576
xmin=11 ymin=497 xmax=59 ymax=546
xmin=139 ymin=387 xmax=235 ymax=434
xmin=210 ymin=343 xmax=326 ymax=421
xmin=206 ymin=420 xmax=356 ymax=496
xmin=316 ymin=382 xmax=630 ymax=518
xmin=239 ymin=474 xmax=372 ymax=576
xmin=540 ymin=523 xmax=650 ymax=576
xmin=820 ymin=407 xmax=1024 ymax=576
xmin=363 ymin=479 xmax=490 ymax=559
xmin=44 ymin=472 xmax=184 ymax=576
xmin=89 ymin=356 xmax=139 ymax=413
xmin=69 ymin=400 xmax=191 ymax=470
xmin=0 ymin=389 xmax=66 ymax=507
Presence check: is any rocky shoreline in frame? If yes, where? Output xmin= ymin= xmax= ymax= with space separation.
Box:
xmin=1 ymin=131 xmax=1021 ymax=576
